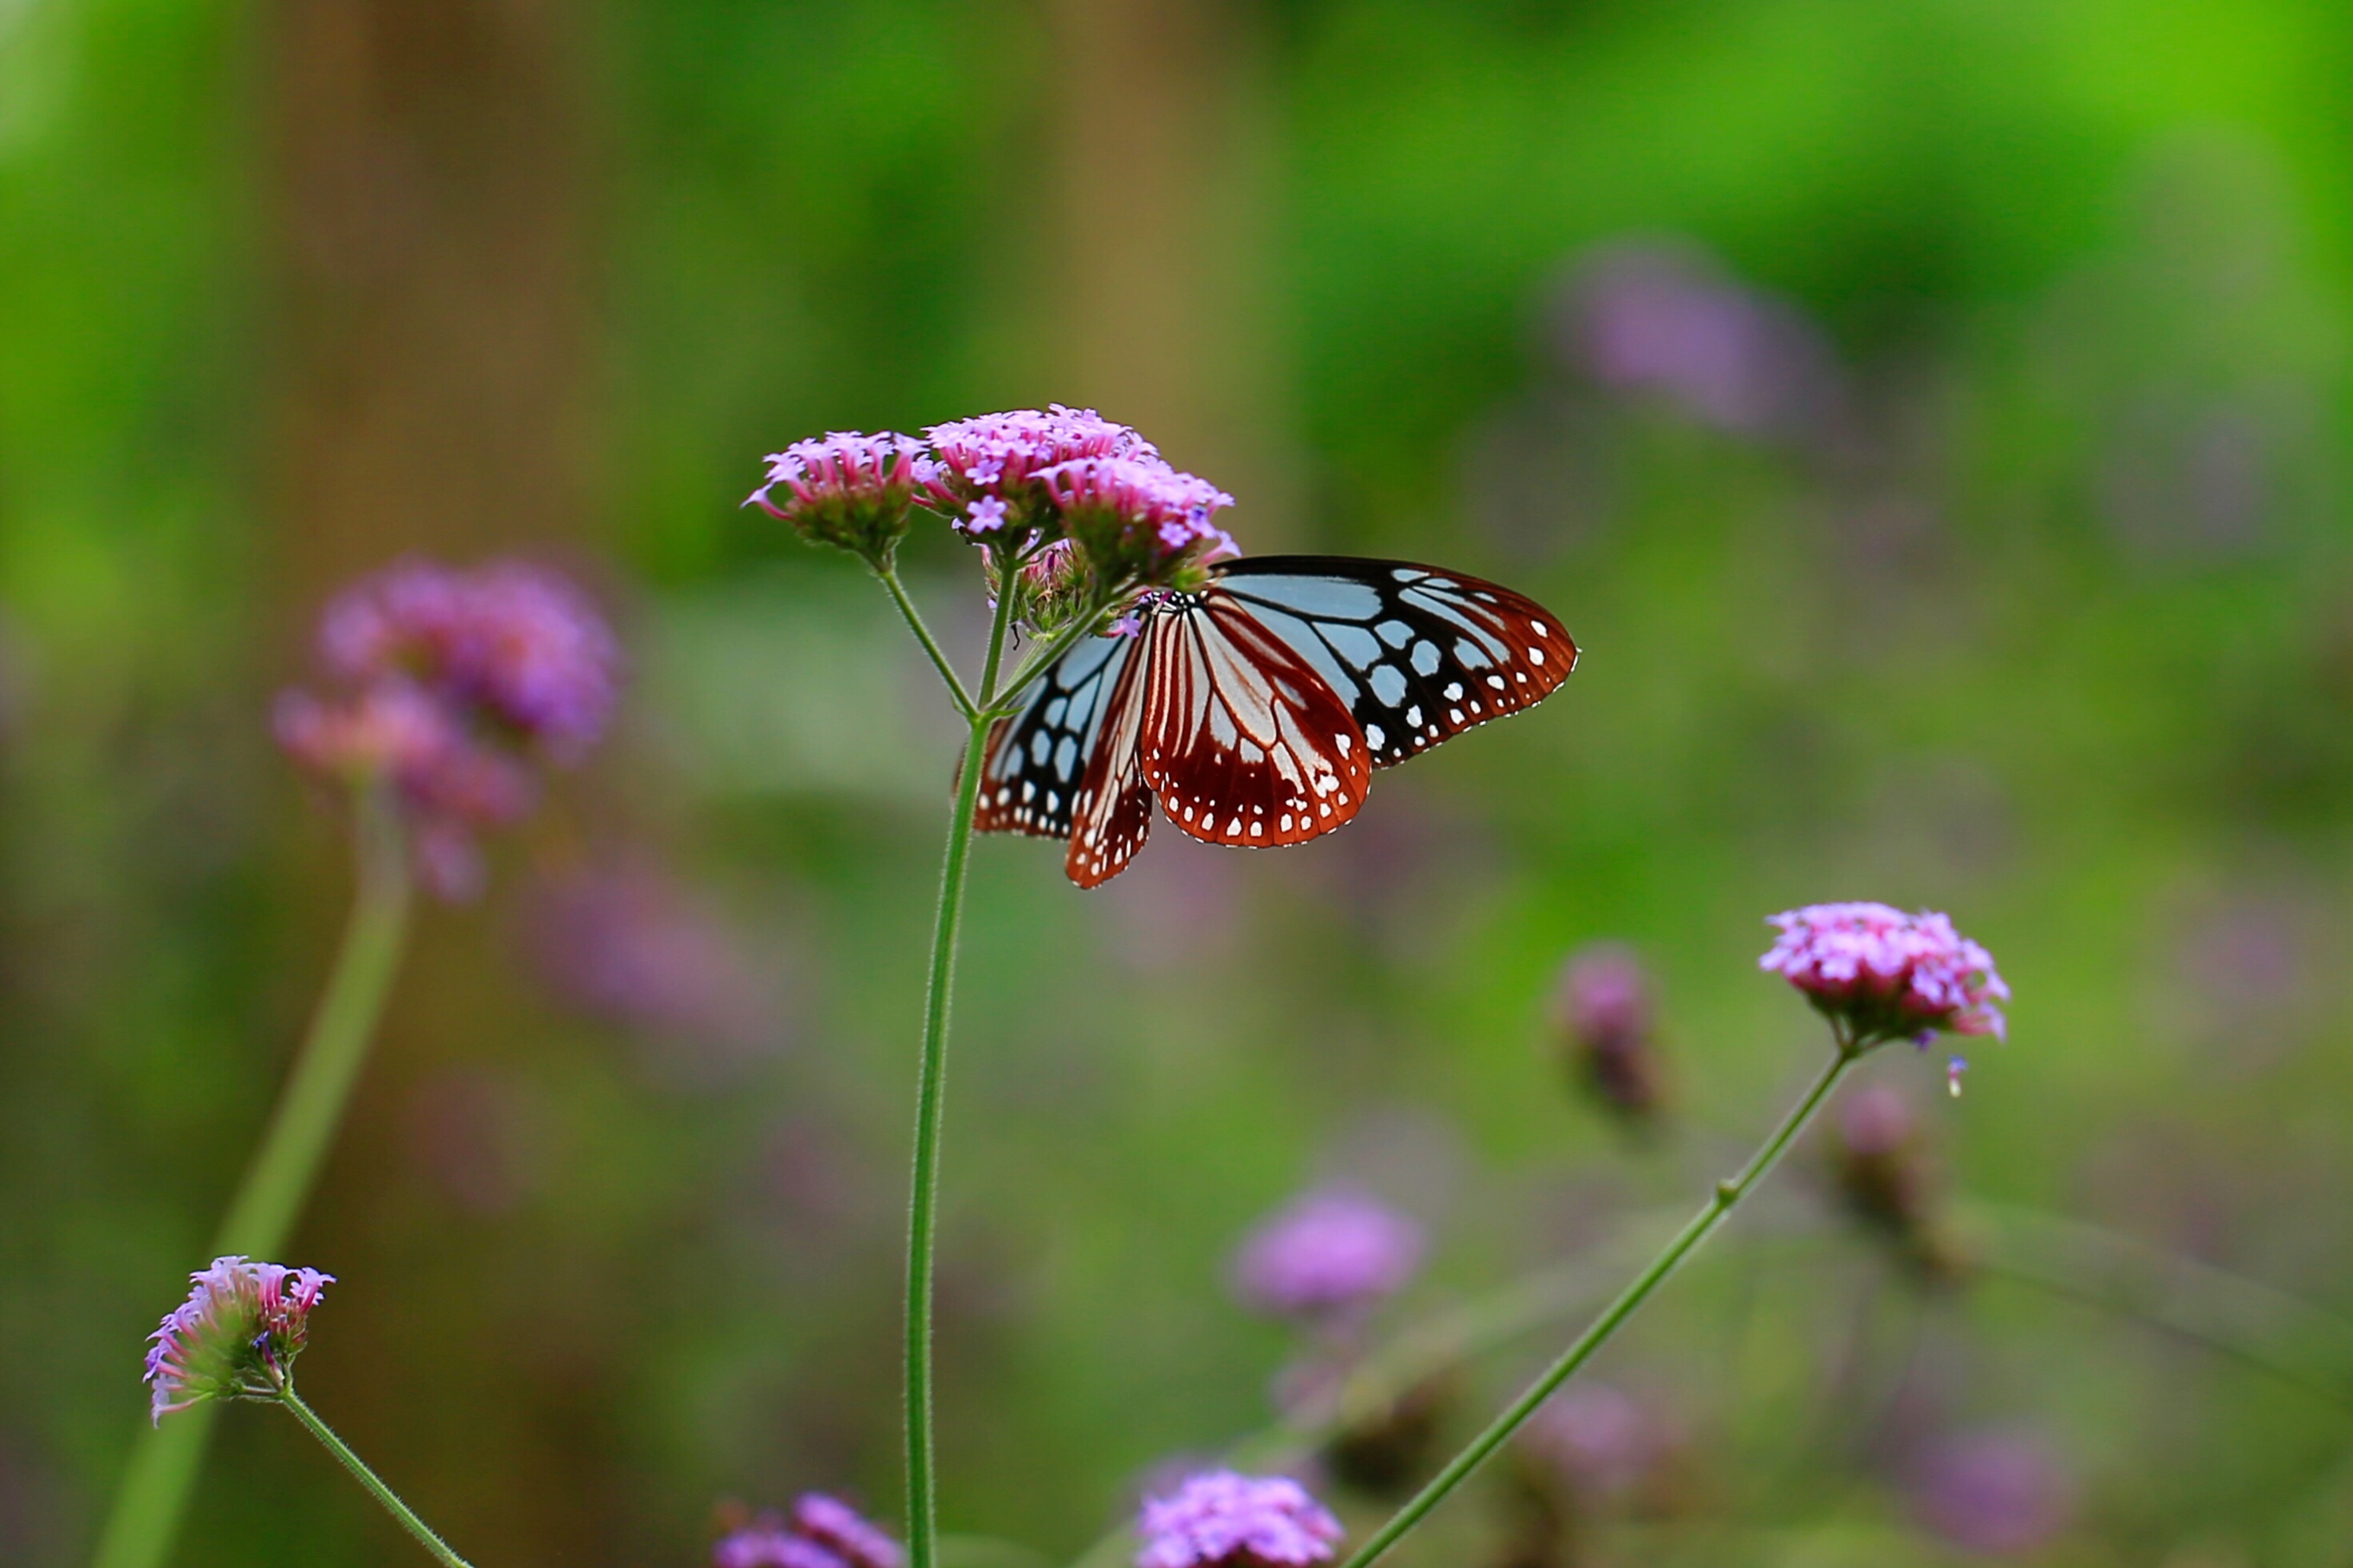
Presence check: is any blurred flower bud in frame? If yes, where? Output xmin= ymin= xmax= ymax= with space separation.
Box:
xmin=1522 ymin=1385 xmax=1679 ymax=1506
xmin=1828 ymin=1085 xmax=1969 ymax=1281
xmin=1548 ymin=944 xmax=1667 ymax=1123
xmin=1497 ymin=1385 xmax=1690 ymax=1568
xmin=1908 ymin=1429 xmax=2074 ymax=1557
xmin=144 ymin=1257 xmax=333 ymax=1422
xmin=318 ymin=558 xmax=619 ymax=759
xmin=1324 ymin=1368 xmax=1458 ymax=1499
xmin=1831 ymin=1084 xmax=1926 ymax=1226
xmin=523 ymin=859 xmax=776 ymax=1065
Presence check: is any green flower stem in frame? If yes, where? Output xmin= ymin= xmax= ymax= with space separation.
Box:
xmin=215 ymin=790 xmax=413 ymax=1254
xmin=279 ymin=1387 xmax=475 ymax=1568
xmin=878 ymin=565 xmax=978 ymax=720
xmin=1332 ymin=1041 xmax=1861 ymax=1568
xmin=904 ymin=566 xmax=1020 ymax=1568
xmin=92 ymin=788 xmax=415 ymax=1568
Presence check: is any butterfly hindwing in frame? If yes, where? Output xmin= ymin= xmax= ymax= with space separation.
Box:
xmin=1063 ymin=637 xmax=1155 ymax=887
xmin=975 ymin=632 xmax=1136 ymax=840
xmin=1206 ymin=557 xmax=1578 ymax=767
xmin=1136 ymin=596 xmax=1372 ymax=848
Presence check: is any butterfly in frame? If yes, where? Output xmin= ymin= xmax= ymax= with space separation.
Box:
xmin=976 ymin=557 xmax=1579 ymax=887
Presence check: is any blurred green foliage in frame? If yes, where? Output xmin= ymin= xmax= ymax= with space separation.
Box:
xmin=8 ymin=0 xmax=2353 ymax=1565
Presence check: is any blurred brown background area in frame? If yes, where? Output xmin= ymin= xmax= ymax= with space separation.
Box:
xmin=264 ymin=2 xmax=607 ymax=1560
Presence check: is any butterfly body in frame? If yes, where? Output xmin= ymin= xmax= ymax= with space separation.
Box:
xmin=977 ymin=557 xmax=1578 ymax=887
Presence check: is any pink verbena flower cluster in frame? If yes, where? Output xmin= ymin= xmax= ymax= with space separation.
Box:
xmin=1759 ymin=903 xmax=2008 ymax=1048
xmin=144 ymin=1256 xmax=332 ymax=1423
xmin=751 ymin=407 xmax=1240 ymax=619
xmin=1136 ymin=1471 xmax=1344 ymax=1568
xmin=1231 ymin=1188 xmax=1424 ymax=1323
xmin=713 ymin=1495 xmax=903 ymax=1568
xmin=1040 ymin=455 xmax=1236 ymax=586
xmin=921 ymin=404 xmax=1155 ymax=538
xmin=748 ymin=432 xmax=940 ymax=566
xmin=276 ymin=558 xmax=620 ymax=899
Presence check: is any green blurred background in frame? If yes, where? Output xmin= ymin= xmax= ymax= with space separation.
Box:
xmin=7 ymin=1 xmax=2353 ymax=1563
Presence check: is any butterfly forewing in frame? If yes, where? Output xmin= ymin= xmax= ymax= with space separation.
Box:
xmin=976 ymin=633 xmax=1137 ymax=840
xmin=1137 ymin=597 xmax=1372 ymax=848
xmin=1207 ymin=557 xmax=1578 ymax=767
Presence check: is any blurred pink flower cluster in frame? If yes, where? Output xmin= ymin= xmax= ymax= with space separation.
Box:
xmin=276 ymin=558 xmax=619 ymax=898
xmin=713 ymin=1495 xmax=902 ymax=1568
xmin=1137 ymin=1471 xmax=1344 ymax=1568
xmin=1231 ymin=1187 xmax=1424 ymax=1324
